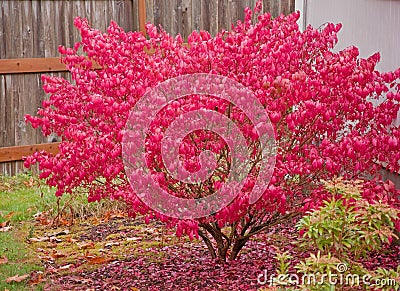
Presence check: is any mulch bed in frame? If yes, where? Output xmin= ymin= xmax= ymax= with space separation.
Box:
xmin=40 ymin=218 xmax=400 ymax=291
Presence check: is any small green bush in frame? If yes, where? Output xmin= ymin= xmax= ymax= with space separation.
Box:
xmin=267 ymin=178 xmax=400 ymax=291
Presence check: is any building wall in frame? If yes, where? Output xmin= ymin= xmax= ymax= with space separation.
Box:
xmin=298 ymin=0 xmax=400 ymax=73
xmin=296 ymin=0 xmax=400 ymax=188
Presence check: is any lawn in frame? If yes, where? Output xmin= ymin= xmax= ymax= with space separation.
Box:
xmin=0 ymin=173 xmax=55 ymax=290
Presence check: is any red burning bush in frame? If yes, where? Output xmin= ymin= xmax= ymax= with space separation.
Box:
xmin=25 ymin=4 xmax=400 ymax=261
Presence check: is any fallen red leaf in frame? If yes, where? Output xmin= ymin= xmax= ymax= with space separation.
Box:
xmin=0 ymin=224 xmax=12 ymax=232
xmin=78 ymin=242 xmax=95 ymax=249
xmin=5 ymin=274 xmax=29 ymax=283
xmin=91 ymin=217 xmax=101 ymax=225
xmin=23 ymin=177 xmax=36 ymax=188
xmin=38 ymin=255 xmax=53 ymax=262
xmin=87 ymin=255 xmax=112 ymax=265
xmin=51 ymin=250 xmax=66 ymax=259
xmin=66 ymin=237 xmax=78 ymax=243
xmin=3 ymin=211 xmax=14 ymax=220
xmin=102 ymin=211 xmax=112 ymax=222
xmin=58 ymin=217 xmax=72 ymax=226
xmin=29 ymin=236 xmax=49 ymax=242
xmin=58 ymin=264 xmax=73 ymax=270
xmin=110 ymin=212 xmax=126 ymax=219
xmin=0 ymin=220 xmax=10 ymax=228
xmin=105 ymin=241 xmax=120 ymax=248
xmin=28 ymin=272 xmax=44 ymax=285
xmin=34 ymin=212 xmax=51 ymax=226
xmin=0 ymin=256 xmax=8 ymax=265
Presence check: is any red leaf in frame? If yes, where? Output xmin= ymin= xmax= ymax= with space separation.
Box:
xmin=5 ymin=274 xmax=29 ymax=283
xmin=0 ymin=256 xmax=8 ymax=265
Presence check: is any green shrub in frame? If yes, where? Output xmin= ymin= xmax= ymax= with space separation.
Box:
xmin=266 ymin=178 xmax=400 ymax=291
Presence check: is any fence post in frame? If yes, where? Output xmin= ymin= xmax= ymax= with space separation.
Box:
xmin=138 ymin=0 xmax=146 ymax=35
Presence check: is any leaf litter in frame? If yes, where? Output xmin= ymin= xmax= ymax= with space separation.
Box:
xmin=21 ymin=216 xmax=398 ymax=291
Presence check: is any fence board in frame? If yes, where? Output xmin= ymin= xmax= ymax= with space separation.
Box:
xmin=0 ymin=0 xmax=139 ymax=175
xmin=147 ymin=0 xmax=294 ymax=40
xmin=0 ymin=142 xmax=61 ymax=163
xmin=0 ymin=58 xmax=66 ymax=74
xmin=138 ymin=0 xmax=146 ymax=34
xmin=0 ymin=58 xmax=102 ymax=74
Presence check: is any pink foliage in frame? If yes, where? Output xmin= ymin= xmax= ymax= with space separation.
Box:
xmin=25 ymin=7 xmax=400 ymax=239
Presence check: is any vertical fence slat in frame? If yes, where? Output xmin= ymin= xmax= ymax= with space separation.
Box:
xmin=138 ymin=0 xmax=146 ymax=34
xmin=182 ymin=0 xmax=192 ymax=39
xmin=145 ymin=0 xmax=295 ymax=39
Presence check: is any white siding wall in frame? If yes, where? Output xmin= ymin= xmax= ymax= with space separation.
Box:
xmin=298 ymin=0 xmax=400 ymax=72
xmin=295 ymin=0 xmax=400 ymax=187
xmin=296 ymin=0 xmax=400 ymax=125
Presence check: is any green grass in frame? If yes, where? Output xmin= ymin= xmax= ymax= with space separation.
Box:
xmin=0 ymin=230 xmax=43 ymax=290
xmin=0 ymin=173 xmax=56 ymax=291
xmin=0 ymin=172 xmax=130 ymax=290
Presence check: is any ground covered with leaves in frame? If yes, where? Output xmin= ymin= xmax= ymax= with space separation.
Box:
xmin=1 ymin=175 xmax=399 ymax=290
xmin=28 ymin=217 xmax=400 ymax=291
xmin=36 ymin=217 xmax=289 ymax=290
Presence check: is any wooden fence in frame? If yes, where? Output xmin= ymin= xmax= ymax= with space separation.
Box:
xmin=0 ymin=0 xmax=295 ymax=175
xmin=0 ymin=0 xmax=140 ymax=175
xmin=146 ymin=0 xmax=295 ymax=39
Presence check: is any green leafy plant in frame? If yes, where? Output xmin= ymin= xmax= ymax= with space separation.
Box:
xmin=267 ymin=178 xmax=400 ymax=291
xmin=297 ymin=179 xmax=399 ymax=259
xmin=370 ymin=266 xmax=400 ymax=291
xmin=275 ymin=249 xmax=293 ymax=275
